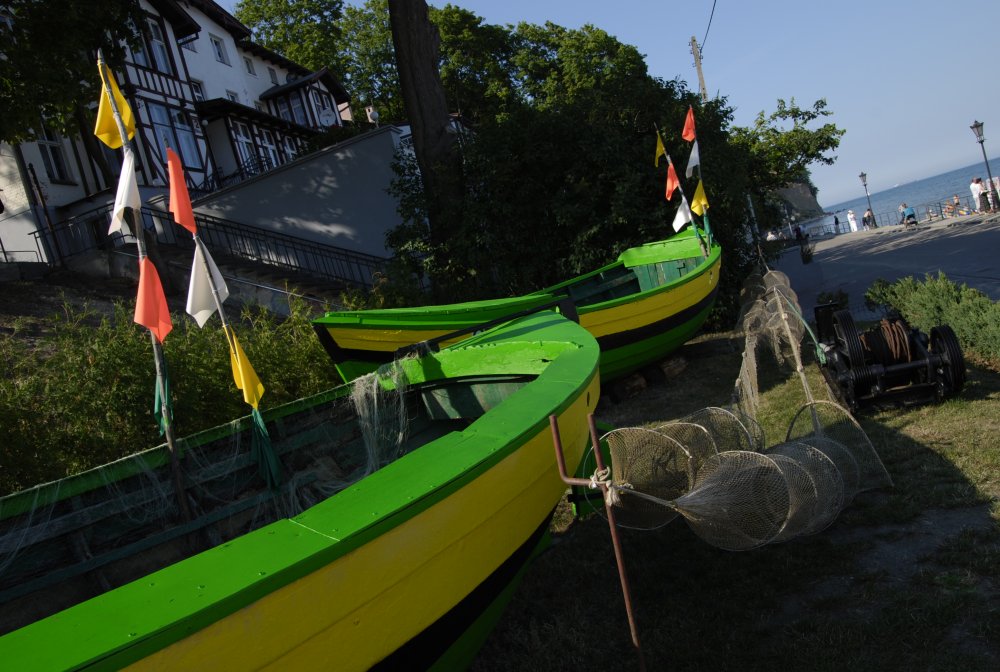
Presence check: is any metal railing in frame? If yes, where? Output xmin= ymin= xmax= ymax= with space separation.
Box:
xmin=31 ymin=204 xmax=388 ymax=289
xmin=190 ymin=156 xmax=275 ymax=198
xmin=807 ymin=193 xmax=985 ymax=237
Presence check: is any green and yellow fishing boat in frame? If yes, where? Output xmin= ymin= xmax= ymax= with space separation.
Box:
xmin=0 ymin=311 xmax=599 ymax=670
xmin=315 ymin=226 xmax=721 ymax=384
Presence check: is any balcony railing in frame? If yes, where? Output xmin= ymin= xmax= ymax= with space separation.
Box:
xmin=32 ymin=204 xmax=387 ymax=290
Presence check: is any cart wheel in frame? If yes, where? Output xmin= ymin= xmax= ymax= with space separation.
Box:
xmin=930 ymin=325 xmax=966 ymax=394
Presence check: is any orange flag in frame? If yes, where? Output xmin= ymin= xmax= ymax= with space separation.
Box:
xmin=135 ymin=258 xmax=173 ymax=343
xmin=665 ymin=161 xmax=680 ymax=200
xmin=682 ymin=106 xmax=696 ymax=142
xmin=167 ymin=148 xmax=196 ymax=235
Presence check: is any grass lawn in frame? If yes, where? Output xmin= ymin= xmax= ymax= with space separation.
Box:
xmin=471 ymin=331 xmax=1000 ymax=672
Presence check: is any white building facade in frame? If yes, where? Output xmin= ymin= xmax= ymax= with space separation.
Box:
xmin=0 ymin=0 xmax=353 ymax=264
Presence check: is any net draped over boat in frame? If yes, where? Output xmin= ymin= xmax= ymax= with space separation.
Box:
xmin=0 ymin=362 xmax=415 ymax=635
xmin=583 ymin=269 xmax=892 ymax=552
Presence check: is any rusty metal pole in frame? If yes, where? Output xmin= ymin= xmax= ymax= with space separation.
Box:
xmin=550 ymin=415 xmax=647 ymax=671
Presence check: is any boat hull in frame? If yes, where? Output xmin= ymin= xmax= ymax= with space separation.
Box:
xmin=315 ymin=233 xmax=722 ymax=383
xmin=0 ymin=313 xmax=600 ymax=670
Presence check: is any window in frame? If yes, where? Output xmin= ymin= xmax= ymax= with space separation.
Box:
xmin=148 ymin=102 xmax=202 ymax=169
xmin=254 ymin=101 xmax=265 ymax=112
xmin=259 ymin=130 xmax=279 ymax=168
xmin=209 ymin=34 xmax=230 ymax=65
xmin=146 ymin=18 xmax=172 ymax=74
xmin=190 ymin=80 xmax=205 ymax=102
xmin=283 ymin=136 xmax=297 ymax=162
xmin=267 ymin=67 xmax=278 ymax=85
xmin=243 ymin=56 xmax=256 ymax=76
xmin=226 ymin=90 xmax=240 ymax=103
xmin=313 ymin=91 xmax=330 ymax=110
xmin=180 ymin=36 xmax=197 ymax=52
xmin=233 ymin=122 xmax=255 ymax=165
xmin=38 ymin=123 xmax=72 ymax=183
xmin=276 ymin=98 xmax=290 ymax=121
xmin=289 ymin=93 xmax=307 ymax=125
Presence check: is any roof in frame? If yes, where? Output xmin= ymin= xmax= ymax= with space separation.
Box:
xmin=184 ymin=0 xmax=251 ymax=40
xmin=194 ymin=98 xmax=319 ymax=135
xmin=259 ymin=68 xmax=351 ymax=105
xmin=148 ymin=0 xmax=200 ymax=40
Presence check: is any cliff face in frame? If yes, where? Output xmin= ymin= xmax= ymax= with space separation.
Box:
xmin=776 ymin=181 xmax=825 ymax=220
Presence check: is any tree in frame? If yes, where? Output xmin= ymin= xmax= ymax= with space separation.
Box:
xmin=326 ymin=0 xmax=405 ymax=124
xmin=0 ymin=0 xmax=143 ymax=143
xmin=386 ymin=0 xmax=463 ymax=280
xmin=233 ymin=0 xmax=344 ymax=72
xmin=732 ymin=98 xmax=845 ymax=197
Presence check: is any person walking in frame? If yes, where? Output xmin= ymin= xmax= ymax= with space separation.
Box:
xmin=847 ymin=209 xmax=859 ymax=233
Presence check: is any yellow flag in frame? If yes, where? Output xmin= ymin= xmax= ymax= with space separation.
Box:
xmin=654 ymin=133 xmax=667 ymax=167
xmin=691 ymin=179 xmax=709 ymax=216
xmin=225 ymin=326 xmax=265 ymax=409
xmin=94 ymin=62 xmax=135 ymax=148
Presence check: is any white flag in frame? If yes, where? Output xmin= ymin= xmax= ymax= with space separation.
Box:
xmin=672 ymin=195 xmax=693 ymax=232
xmin=685 ymin=139 xmax=700 ymax=179
xmin=187 ymin=237 xmax=229 ymax=327
xmin=109 ymin=150 xmax=140 ymax=235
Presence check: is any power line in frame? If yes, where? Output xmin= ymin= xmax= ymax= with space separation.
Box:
xmin=701 ymin=0 xmax=718 ymax=52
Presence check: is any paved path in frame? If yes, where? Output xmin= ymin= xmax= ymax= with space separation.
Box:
xmin=774 ymin=214 xmax=1000 ymax=320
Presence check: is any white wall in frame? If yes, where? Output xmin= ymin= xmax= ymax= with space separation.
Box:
xmin=193 ymin=127 xmax=403 ymax=258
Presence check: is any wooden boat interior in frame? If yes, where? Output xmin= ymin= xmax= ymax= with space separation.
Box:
xmin=0 ymin=370 xmax=536 ymax=636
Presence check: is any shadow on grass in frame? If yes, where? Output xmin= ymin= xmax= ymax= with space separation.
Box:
xmin=471 ymin=337 xmax=1000 ymax=672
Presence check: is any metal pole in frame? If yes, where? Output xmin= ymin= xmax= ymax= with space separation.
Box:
xmin=548 ymin=415 xmax=646 ymax=671
xmin=978 ymin=140 xmax=996 ymax=212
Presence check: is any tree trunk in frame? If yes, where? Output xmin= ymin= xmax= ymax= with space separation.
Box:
xmin=387 ymin=0 xmax=461 ymax=250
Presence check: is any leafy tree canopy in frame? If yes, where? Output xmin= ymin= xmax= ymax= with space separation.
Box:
xmin=0 ymin=0 xmax=143 ymax=143
xmin=233 ymin=0 xmax=344 ymax=72
xmin=731 ymin=98 xmax=845 ymax=196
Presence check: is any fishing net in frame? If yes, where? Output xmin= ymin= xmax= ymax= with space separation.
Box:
xmin=351 ymin=358 xmax=412 ymax=472
xmin=786 ymin=400 xmax=892 ymax=494
xmin=676 ymin=406 xmax=761 ymax=453
xmin=594 ymin=427 xmax=691 ymax=530
xmin=671 ymin=451 xmax=790 ymax=551
xmin=580 ymin=266 xmax=892 ymax=552
xmin=0 ymin=363 xmax=417 ymax=635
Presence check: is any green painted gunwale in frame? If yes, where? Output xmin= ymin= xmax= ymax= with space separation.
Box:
xmin=0 ymin=311 xmax=599 ymax=671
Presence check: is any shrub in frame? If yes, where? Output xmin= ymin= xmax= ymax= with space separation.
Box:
xmin=0 ymin=295 xmax=340 ymax=496
xmin=864 ymin=273 xmax=1000 ymax=363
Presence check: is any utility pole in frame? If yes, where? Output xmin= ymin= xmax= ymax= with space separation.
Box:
xmin=690 ymin=36 xmax=708 ymax=103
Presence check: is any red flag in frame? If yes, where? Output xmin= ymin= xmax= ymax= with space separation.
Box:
xmin=665 ymin=161 xmax=680 ymax=200
xmin=682 ymin=106 xmax=696 ymax=142
xmin=167 ymin=148 xmax=196 ymax=235
xmin=135 ymin=257 xmax=173 ymax=342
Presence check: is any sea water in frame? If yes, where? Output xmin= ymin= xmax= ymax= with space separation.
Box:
xmin=803 ymin=158 xmax=1000 ymax=234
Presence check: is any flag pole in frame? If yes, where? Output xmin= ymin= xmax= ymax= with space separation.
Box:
xmin=97 ymin=50 xmax=191 ymax=521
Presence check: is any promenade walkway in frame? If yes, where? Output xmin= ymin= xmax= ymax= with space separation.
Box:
xmin=774 ymin=212 xmax=1000 ymax=321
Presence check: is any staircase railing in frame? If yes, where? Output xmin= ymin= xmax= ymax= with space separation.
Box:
xmin=32 ymin=204 xmax=388 ymax=289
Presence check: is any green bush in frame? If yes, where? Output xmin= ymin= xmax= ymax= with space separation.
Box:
xmin=0 ymin=295 xmax=340 ymax=496
xmin=864 ymin=272 xmax=1000 ymax=362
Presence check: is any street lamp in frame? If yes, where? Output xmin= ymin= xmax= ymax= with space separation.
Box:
xmin=859 ymin=171 xmax=874 ymax=219
xmin=971 ymin=120 xmax=997 ymax=212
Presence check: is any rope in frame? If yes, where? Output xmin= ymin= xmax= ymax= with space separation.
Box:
xmin=860 ymin=319 xmax=912 ymax=365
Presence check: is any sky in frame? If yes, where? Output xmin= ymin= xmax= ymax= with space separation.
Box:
xmin=221 ymin=0 xmax=1000 ymax=208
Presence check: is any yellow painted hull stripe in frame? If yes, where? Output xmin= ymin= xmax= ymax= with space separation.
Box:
xmin=126 ymin=376 xmax=598 ymax=671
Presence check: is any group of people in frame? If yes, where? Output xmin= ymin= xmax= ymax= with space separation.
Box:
xmin=833 ymin=208 xmax=877 ymax=233
xmin=969 ymin=177 xmax=1000 ymax=213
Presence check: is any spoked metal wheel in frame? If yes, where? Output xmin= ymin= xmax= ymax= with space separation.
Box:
xmin=929 ymin=325 xmax=966 ymax=394
xmin=832 ymin=309 xmax=873 ymax=396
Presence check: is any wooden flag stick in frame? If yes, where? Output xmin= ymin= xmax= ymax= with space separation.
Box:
xmin=97 ymin=50 xmax=191 ymax=521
